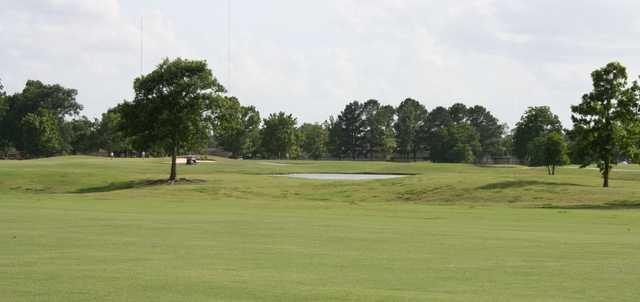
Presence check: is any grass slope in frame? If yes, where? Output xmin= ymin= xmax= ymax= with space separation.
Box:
xmin=1 ymin=156 xmax=639 ymax=301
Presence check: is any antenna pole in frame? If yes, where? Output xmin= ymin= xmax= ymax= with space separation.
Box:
xmin=227 ymin=0 xmax=231 ymax=91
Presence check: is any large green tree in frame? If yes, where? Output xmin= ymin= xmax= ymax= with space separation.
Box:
xmin=19 ymin=109 xmax=64 ymax=158
xmin=210 ymin=96 xmax=261 ymax=158
xmin=61 ymin=116 xmax=98 ymax=154
xmin=120 ymin=58 xmax=226 ymax=181
xmin=395 ymin=98 xmax=427 ymax=160
xmin=513 ymin=106 xmax=563 ymax=162
xmin=429 ymin=123 xmax=481 ymax=163
xmin=528 ymin=132 xmax=569 ymax=175
xmin=260 ymin=112 xmax=299 ymax=159
xmin=448 ymin=103 xmax=468 ymax=124
xmin=361 ymin=100 xmax=396 ymax=159
xmin=299 ymin=123 xmax=328 ymax=160
xmin=95 ymin=105 xmax=132 ymax=154
xmin=335 ymin=101 xmax=365 ymax=160
xmin=325 ymin=116 xmax=344 ymax=159
xmin=2 ymin=80 xmax=81 ymax=157
xmin=465 ymin=105 xmax=506 ymax=158
xmin=571 ymin=62 xmax=640 ymax=187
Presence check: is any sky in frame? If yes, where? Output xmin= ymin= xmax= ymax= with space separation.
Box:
xmin=2 ymin=0 xmax=640 ymax=128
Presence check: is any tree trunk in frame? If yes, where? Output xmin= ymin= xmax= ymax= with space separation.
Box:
xmin=603 ymin=161 xmax=610 ymax=188
xmin=552 ymin=165 xmax=556 ymax=176
xmin=169 ymin=148 xmax=177 ymax=182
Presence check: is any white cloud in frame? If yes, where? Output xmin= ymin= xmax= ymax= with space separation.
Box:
xmin=0 ymin=0 xmax=190 ymax=116
xmin=2 ymin=0 xmax=640 ymax=127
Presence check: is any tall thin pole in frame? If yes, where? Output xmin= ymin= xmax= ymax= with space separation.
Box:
xmin=227 ymin=0 xmax=231 ymax=91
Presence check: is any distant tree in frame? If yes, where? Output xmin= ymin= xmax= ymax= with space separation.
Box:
xmin=260 ymin=112 xmax=299 ymax=159
xmin=360 ymin=100 xmax=380 ymax=158
xmin=374 ymin=105 xmax=397 ymax=159
xmin=395 ymin=98 xmax=427 ymax=160
xmin=500 ymin=133 xmax=514 ymax=157
xmin=335 ymin=101 xmax=365 ymax=160
xmin=0 ymin=79 xmax=9 ymax=157
xmin=299 ymin=123 xmax=327 ymax=160
xmin=571 ymin=62 xmax=640 ymax=187
xmin=465 ymin=105 xmax=506 ymax=158
xmin=19 ymin=109 xmax=64 ymax=158
xmin=61 ymin=116 xmax=98 ymax=154
xmin=243 ymin=124 xmax=262 ymax=159
xmin=361 ymin=100 xmax=396 ymax=159
xmin=429 ymin=123 xmax=481 ymax=163
xmin=448 ymin=103 xmax=467 ymax=124
xmin=513 ymin=106 xmax=563 ymax=162
xmin=95 ymin=105 xmax=132 ymax=154
xmin=528 ymin=132 xmax=569 ymax=175
xmin=120 ymin=58 xmax=226 ymax=181
xmin=425 ymin=106 xmax=452 ymax=130
xmin=421 ymin=106 xmax=451 ymax=159
xmin=2 ymin=80 xmax=81 ymax=156
xmin=210 ymin=96 xmax=261 ymax=158
xmin=325 ymin=116 xmax=344 ymax=159
xmin=6 ymin=80 xmax=81 ymax=119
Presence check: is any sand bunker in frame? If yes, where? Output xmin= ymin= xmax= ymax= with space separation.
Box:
xmin=285 ymin=173 xmax=408 ymax=180
xmin=165 ymin=158 xmax=216 ymax=164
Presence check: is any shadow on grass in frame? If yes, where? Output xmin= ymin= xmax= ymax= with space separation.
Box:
xmin=72 ymin=180 xmax=149 ymax=193
xmin=540 ymin=201 xmax=640 ymax=210
xmin=475 ymin=165 xmax=520 ymax=169
xmin=478 ymin=180 xmax=588 ymax=190
xmin=72 ymin=179 xmax=206 ymax=194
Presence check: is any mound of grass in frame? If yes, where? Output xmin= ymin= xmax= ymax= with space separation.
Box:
xmin=1 ymin=156 xmax=639 ymax=301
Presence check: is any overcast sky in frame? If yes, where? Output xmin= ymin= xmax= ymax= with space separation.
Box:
xmin=2 ymin=0 xmax=640 ymax=127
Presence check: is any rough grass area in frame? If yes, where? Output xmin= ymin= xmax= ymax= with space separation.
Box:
xmin=1 ymin=156 xmax=640 ymax=301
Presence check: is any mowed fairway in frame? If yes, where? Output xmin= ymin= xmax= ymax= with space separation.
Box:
xmin=1 ymin=157 xmax=640 ymax=301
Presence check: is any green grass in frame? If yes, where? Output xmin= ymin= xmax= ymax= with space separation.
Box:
xmin=1 ymin=156 xmax=640 ymax=301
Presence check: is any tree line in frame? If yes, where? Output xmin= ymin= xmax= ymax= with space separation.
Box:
xmin=1 ymin=59 xmax=638 ymax=186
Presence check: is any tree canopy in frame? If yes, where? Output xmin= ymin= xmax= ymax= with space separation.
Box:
xmin=395 ymin=98 xmax=427 ymax=160
xmin=210 ymin=96 xmax=261 ymax=158
xmin=14 ymin=56 xmax=640 ymax=192
xmin=528 ymin=132 xmax=569 ymax=175
xmin=513 ymin=106 xmax=563 ymax=162
xmin=430 ymin=123 xmax=481 ymax=163
xmin=571 ymin=62 xmax=640 ymax=187
xmin=299 ymin=123 xmax=328 ymax=160
xmin=19 ymin=109 xmax=64 ymax=158
xmin=361 ymin=100 xmax=396 ymax=160
xmin=260 ymin=112 xmax=299 ymax=159
xmin=1 ymin=80 xmax=81 ymax=157
xmin=120 ymin=58 xmax=226 ymax=181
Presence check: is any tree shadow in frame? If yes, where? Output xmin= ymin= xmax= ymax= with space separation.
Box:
xmin=72 ymin=180 xmax=149 ymax=193
xmin=475 ymin=165 xmax=519 ymax=169
xmin=71 ymin=179 xmax=207 ymax=194
xmin=478 ymin=180 xmax=589 ymax=190
xmin=540 ymin=201 xmax=640 ymax=210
